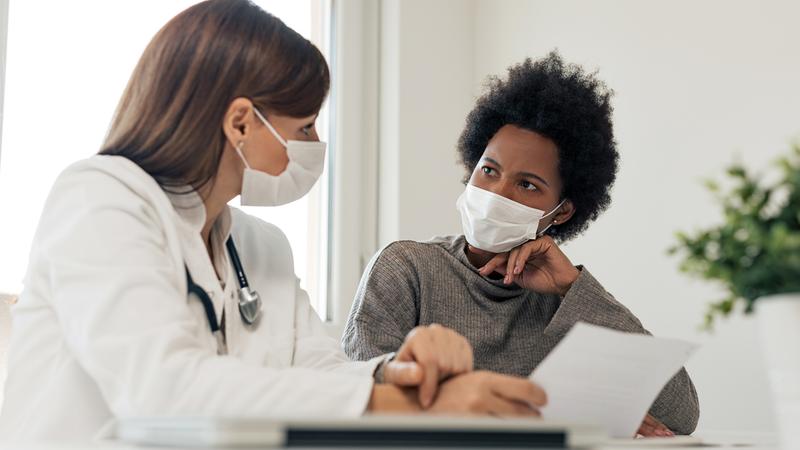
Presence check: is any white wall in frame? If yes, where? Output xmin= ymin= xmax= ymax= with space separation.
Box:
xmin=377 ymin=0 xmax=475 ymax=245
xmin=376 ymin=0 xmax=800 ymax=436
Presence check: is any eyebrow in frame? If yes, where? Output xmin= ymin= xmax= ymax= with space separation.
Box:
xmin=481 ymin=156 xmax=550 ymax=187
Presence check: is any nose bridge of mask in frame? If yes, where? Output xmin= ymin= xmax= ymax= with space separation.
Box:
xmin=469 ymin=185 xmax=545 ymax=223
xmin=252 ymin=107 xmax=288 ymax=148
xmin=286 ymin=141 xmax=328 ymax=173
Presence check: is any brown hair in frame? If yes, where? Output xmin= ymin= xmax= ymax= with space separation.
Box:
xmin=100 ymin=0 xmax=329 ymax=191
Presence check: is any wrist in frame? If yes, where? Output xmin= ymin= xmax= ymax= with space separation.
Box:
xmin=366 ymin=384 xmax=421 ymax=413
xmin=558 ymin=266 xmax=581 ymax=297
xmin=373 ymin=352 xmax=397 ymax=383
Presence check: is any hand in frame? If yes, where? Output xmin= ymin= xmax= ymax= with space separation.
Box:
xmin=382 ymin=324 xmax=474 ymax=408
xmin=478 ymin=236 xmax=579 ymax=296
xmin=636 ymin=414 xmax=674 ymax=437
xmin=428 ymin=371 xmax=547 ymax=416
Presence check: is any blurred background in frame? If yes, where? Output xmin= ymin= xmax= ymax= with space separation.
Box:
xmin=1 ymin=0 xmax=798 ymax=438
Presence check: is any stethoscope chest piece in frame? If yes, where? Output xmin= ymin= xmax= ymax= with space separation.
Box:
xmin=238 ymin=286 xmax=262 ymax=325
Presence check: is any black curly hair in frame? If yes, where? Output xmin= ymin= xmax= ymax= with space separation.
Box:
xmin=457 ymin=51 xmax=618 ymax=242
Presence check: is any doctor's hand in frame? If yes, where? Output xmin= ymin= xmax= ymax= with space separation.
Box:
xmin=382 ymin=324 xmax=474 ymax=408
xmin=429 ymin=371 xmax=546 ymax=416
xmin=478 ymin=236 xmax=580 ymax=296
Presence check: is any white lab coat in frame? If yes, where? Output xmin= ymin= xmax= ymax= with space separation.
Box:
xmin=0 ymin=155 xmax=382 ymax=441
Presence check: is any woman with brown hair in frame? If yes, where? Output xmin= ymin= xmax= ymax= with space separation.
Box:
xmin=0 ymin=0 xmax=546 ymax=441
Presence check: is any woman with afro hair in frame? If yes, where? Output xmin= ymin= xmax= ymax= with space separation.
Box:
xmin=343 ymin=52 xmax=699 ymax=436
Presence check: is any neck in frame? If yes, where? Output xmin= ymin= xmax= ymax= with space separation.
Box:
xmin=464 ymin=244 xmax=496 ymax=270
xmin=199 ymin=147 xmax=243 ymax=252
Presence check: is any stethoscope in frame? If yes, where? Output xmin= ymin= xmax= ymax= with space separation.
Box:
xmin=185 ymin=237 xmax=262 ymax=335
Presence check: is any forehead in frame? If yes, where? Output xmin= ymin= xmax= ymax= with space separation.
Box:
xmin=483 ymin=125 xmax=560 ymax=178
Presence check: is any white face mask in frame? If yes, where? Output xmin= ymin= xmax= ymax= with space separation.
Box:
xmin=232 ymin=108 xmax=326 ymax=207
xmin=456 ymin=184 xmax=566 ymax=253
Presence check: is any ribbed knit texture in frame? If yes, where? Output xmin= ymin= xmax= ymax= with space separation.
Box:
xmin=343 ymin=235 xmax=700 ymax=435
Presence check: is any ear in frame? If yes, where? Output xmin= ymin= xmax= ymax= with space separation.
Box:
xmin=222 ymin=97 xmax=255 ymax=147
xmin=551 ymin=199 xmax=576 ymax=226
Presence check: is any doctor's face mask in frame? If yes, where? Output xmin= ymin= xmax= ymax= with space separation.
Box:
xmin=232 ymin=108 xmax=327 ymax=207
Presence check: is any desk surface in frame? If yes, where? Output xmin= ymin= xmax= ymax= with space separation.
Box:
xmin=1 ymin=439 xmax=779 ymax=450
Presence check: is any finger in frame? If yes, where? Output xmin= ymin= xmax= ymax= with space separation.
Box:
xmin=637 ymin=422 xmax=657 ymax=437
xmin=428 ymin=325 xmax=455 ymax=377
xmin=514 ymin=243 xmax=535 ymax=275
xmin=449 ymin=330 xmax=473 ymax=375
xmin=456 ymin=334 xmax=474 ymax=373
xmin=412 ymin=335 xmax=440 ymax=408
xmin=418 ymin=363 xmax=439 ymax=409
xmin=479 ymin=253 xmax=508 ymax=276
xmin=505 ymin=248 xmax=520 ymax=284
xmin=485 ymin=395 xmax=540 ymax=417
xmin=489 ymin=375 xmax=548 ymax=408
xmin=382 ymin=361 xmax=424 ymax=386
xmin=638 ymin=415 xmax=672 ymax=437
xmin=644 ymin=414 xmax=673 ymax=437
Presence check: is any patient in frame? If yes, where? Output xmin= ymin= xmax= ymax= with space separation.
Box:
xmin=343 ymin=52 xmax=699 ymax=436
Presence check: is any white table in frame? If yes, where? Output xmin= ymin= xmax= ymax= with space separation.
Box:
xmin=1 ymin=434 xmax=779 ymax=450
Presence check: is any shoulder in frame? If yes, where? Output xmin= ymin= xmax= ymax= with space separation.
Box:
xmin=42 ymin=155 xmax=174 ymax=232
xmin=50 ymin=155 xmax=169 ymax=214
xmin=32 ymin=156 xmax=182 ymax=268
xmin=373 ymin=235 xmax=462 ymax=265
xmin=362 ymin=235 xmax=463 ymax=283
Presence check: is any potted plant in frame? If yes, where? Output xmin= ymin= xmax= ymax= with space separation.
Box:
xmin=670 ymin=144 xmax=800 ymax=448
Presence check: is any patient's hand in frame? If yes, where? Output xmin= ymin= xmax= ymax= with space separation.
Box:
xmin=478 ymin=236 xmax=579 ymax=296
xmin=429 ymin=371 xmax=546 ymax=416
xmin=636 ymin=414 xmax=674 ymax=437
xmin=383 ymin=324 xmax=474 ymax=408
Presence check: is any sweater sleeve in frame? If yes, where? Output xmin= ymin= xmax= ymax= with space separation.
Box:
xmin=544 ymin=267 xmax=700 ymax=435
xmin=342 ymin=243 xmax=420 ymax=361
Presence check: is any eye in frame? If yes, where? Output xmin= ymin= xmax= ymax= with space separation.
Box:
xmin=481 ymin=166 xmax=496 ymax=176
xmin=520 ymin=180 xmax=538 ymax=192
xmin=301 ymin=125 xmax=313 ymax=137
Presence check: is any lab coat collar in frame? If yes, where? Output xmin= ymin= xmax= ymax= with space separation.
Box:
xmin=164 ymin=187 xmax=234 ymax=329
xmin=164 ymin=187 xmax=233 ymax=239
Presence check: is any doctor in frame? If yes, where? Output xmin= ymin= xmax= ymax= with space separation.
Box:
xmin=0 ymin=0 xmax=547 ymax=441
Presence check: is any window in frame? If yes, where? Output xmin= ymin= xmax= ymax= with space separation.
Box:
xmin=0 ymin=0 xmax=333 ymax=317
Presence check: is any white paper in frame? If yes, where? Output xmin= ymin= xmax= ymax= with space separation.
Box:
xmin=529 ymin=322 xmax=698 ymax=438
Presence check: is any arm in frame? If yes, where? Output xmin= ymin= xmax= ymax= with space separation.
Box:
xmin=341 ymin=243 xmax=421 ymax=361
xmin=480 ymin=237 xmax=699 ymax=435
xmin=292 ymin=280 xmax=386 ymax=376
xmin=545 ymin=268 xmax=700 ymax=435
xmin=44 ymin=169 xmax=376 ymax=418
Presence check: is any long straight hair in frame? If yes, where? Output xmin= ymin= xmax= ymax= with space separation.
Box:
xmin=100 ymin=0 xmax=329 ymax=191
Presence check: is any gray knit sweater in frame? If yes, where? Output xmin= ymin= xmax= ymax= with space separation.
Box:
xmin=342 ymin=235 xmax=699 ymax=435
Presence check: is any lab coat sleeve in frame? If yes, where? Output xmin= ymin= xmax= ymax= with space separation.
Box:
xmin=291 ymin=283 xmax=385 ymax=377
xmin=41 ymin=168 xmax=375 ymax=419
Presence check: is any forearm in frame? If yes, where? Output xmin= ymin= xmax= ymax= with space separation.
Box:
xmin=544 ymin=267 xmax=644 ymax=336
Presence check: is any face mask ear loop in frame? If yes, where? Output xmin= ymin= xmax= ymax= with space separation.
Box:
xmin=252 ymin=107 xmax=288 ymax=148
xmin=536 ymin=198 xmax=568 ymax=238
xmin=233 ymin=141 xmax=251 ymax=169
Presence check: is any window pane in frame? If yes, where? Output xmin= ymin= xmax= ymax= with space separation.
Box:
xmin=0 ymin=0 xmax=330 ymax=318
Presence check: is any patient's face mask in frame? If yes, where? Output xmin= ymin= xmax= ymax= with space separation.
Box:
xmin=232 ymin=108 xmax=326 ymax=207
xmin=456 ymin=184 xmax=566 ymax=253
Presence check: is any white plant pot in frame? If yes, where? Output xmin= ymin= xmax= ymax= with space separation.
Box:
xmin=755 ymin=293 xmax=800 ymax=450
